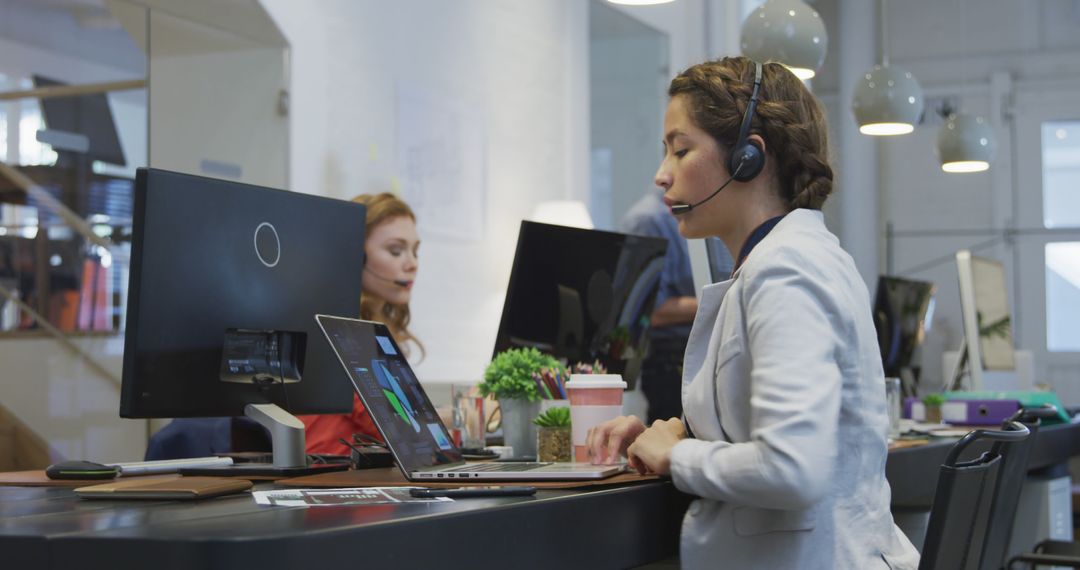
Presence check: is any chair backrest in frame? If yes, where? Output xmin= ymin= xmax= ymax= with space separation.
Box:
xmin=979 ymin=406 xmax=1058 ymax=570
xmin=919 ymin=421 xmax=1030 ymax=570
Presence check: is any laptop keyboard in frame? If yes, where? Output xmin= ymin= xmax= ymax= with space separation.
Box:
xmin=444 ymin=462 xmax=553 ymax=473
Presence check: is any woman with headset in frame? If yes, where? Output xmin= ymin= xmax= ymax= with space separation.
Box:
xmin=586 ymin=57 xmax=919 ymax=568
xmin=300 ymin=192 xmax=424 ymax=455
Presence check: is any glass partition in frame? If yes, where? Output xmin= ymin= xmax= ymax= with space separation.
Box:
xmin=0 ymin=0 xmax=146 ymax=335
xmin=0 ymin=0 xmax=289 ymax=337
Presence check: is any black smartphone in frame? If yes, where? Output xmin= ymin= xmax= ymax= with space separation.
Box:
xmin=409 ymin=486 xmax=537 ymax=499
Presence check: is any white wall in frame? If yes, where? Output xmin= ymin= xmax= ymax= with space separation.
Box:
xmin=590 ymin=1 xmax=669 ymax=231
xmin=260 ymin=0 xmax=590 ymax=384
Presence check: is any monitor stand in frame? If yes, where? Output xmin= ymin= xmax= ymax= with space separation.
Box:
xmin=180 ymin=403 xmax=349 ymax=478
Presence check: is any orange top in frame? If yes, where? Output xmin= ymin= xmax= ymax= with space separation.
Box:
xmin=299 ymin=392 xmax=383 ymax=455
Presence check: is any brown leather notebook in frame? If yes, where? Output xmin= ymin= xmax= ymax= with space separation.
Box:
xmin=75 ymin=476 xmax=253 ymax=500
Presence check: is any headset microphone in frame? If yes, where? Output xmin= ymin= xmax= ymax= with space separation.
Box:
xmin=364 ymin=266 xmax=410 ymax=287
xmin=669 ymin=168 xmax=740 ymax=216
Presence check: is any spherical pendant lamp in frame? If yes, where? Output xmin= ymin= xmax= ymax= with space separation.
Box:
xmin=740 ymin=0 xmax=827 ymax=80
xmin=937 ymin=113 xmax=996 ymax=173
xmin=852 ymin=64 xmax=924 ymax=136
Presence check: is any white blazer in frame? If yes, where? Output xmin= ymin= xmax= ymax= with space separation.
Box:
xmin=669 ymin=209 xmax=920 ymax=569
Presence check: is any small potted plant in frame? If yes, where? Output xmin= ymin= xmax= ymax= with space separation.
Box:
xmin=922 ymin=393 xmax=946 ymax=424
xmin=479 ymin=348 xmax=562 ymax=457
xmin=534 ymin=406 xmax=571 ymax=462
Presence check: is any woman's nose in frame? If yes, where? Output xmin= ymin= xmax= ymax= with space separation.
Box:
xmin=654 ymin=161 xmax=672 ymax=190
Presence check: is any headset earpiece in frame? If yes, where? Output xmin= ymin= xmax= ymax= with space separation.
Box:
xmin=729 ymin=140 xmax=764 ymax=183
xmin=726 ymin=61 xmax=765 ymax=184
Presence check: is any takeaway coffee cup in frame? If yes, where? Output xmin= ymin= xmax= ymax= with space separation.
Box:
xmin=565 ymin=374 xmax=627 ymax=462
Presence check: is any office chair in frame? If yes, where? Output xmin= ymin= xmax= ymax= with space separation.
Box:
xmin=1005 ymin=410 xmax=1080 ymax=569
xmin=1008 ymin=542 xmax=1080 ymax=569
xmin=980 ymin=407 xmax=1059 ymax=569
xmin=919 ymin=420 xmax=1030 ymax=570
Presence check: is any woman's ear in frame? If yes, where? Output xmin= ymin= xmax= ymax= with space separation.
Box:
xmin=747 ymin=134 xmax=766 ymax=157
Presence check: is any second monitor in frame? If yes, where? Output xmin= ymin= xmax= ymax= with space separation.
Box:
xmin=492 ymin=221 xmax=668 ymax=386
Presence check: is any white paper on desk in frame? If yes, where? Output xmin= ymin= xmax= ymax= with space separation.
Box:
xmin=253 ymin=487 xmax=451 ymax=507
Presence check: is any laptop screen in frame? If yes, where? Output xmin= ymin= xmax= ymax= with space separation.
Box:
xmin=316 ymin=315 xmax=463 ymax=472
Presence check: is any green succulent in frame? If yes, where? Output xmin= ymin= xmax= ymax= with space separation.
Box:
xmin=533 ymin=406 xmax=571 ymax=428
xmin=478 ymin=347 xmax=561 ymax=402
xmin=922 ymin=393 xmax=946 ymax=407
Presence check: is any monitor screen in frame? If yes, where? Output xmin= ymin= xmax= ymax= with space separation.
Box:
xmin=492 ymin=221 xmax=667 ymax=383
xmin=872 ymin=276 xmax=936 ymax=378
xmin=967 ymin=254 xmax=1016 ymax=370
xmin=33 ymin=75 xmax=127 ymax=167
xmin=120 ymin=168 xmax=365 ymax=418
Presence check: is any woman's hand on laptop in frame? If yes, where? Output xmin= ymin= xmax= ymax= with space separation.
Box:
xmin=626 ymin=418 xmax=687 ymax=476
xmin=586 ymin=415 xmax=646 ymax=465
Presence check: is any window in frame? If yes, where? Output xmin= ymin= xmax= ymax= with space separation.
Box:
xmin=1041 ymin=121 xmax=1080 ymax=229
xmin=1041 ymin=121 xmax=1080 ymax=352
xmin=1046 ymin=242 xmax=1080 ymax=352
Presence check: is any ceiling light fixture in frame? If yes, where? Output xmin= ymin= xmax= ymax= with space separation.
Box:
xmin=740 ymin=0 xmax=827 ymax=80
xmin=851 ymin=0 xmax=923 ymax=136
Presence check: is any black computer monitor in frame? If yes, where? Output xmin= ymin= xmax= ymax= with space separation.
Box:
xmin=121 ymin=168 xmax=365 ymax=474
xmin=33 ymin=75 xmax=127 ymax=167
xmin=492 ymin=221 xmax=667 ymax=387
xmin=873 ymin=275 xmax=936 ymax=395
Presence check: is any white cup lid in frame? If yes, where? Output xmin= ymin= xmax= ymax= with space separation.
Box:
xmin=564 ymin=374 xmax=627 ymax=389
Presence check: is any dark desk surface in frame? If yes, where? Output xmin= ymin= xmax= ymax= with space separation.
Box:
xmin=887 ymin=420 xmax=1080 ymax=508
xmin=4 ymin=420 xmax=1078 ymax=570
xmin=0 ymin=480 xmax=690 ymax=570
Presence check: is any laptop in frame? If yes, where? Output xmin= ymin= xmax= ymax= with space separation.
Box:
xmin=315 ymin=314 xmax=626 ymax=481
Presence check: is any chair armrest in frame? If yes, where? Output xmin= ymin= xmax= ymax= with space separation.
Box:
xmin=946 ymin=421 xmax=1030 ymax=466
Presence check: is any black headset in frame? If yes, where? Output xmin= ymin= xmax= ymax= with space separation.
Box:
xmin=728 ymin=61 xmax=765 ymax=183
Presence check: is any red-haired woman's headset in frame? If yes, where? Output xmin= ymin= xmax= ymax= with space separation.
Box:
xmin=362 ymin=253 xmax=410 ymax=287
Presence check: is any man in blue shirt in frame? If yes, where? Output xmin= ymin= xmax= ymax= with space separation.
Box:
xmin=620 ymin=191 xmax=734 ymax=423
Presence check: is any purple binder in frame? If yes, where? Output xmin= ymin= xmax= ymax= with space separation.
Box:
xmin=941 ymin=399 xmax=1021 ymax=425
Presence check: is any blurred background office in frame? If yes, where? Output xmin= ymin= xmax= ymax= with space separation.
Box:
xmin=0 ymin=0 xmax=1077 ymax=519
